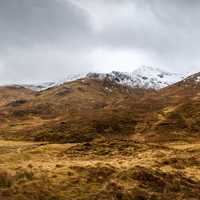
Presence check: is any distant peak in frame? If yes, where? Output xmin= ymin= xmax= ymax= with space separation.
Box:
xmin=19 ymin=66 xmax=185 ymax=91
xmin=86 ymin=67 xmax=185 ymax=90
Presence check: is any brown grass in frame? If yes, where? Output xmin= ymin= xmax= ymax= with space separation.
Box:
xmin=0 ymin=139 xmax=199 ymax=199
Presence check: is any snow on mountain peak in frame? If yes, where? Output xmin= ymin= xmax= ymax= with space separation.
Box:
xmin=87 ymin=66 xmax=185 ymax=90
xmin=22 ymin=73 xmax=87 ymax=91
xmin=129 ymin=66 xmax=185 ymax=89
xmin=22 ymin=66 xmax=185 ymax=91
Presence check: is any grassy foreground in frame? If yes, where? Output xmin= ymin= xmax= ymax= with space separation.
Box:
xmin=0 ymin=139 xmax=200 ymax=200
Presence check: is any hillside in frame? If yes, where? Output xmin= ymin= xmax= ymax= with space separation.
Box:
xmin=148 ymin=72 xmax=200 ymax=136
xmin=0 ymin=71 xmax=199 ymax=143
xmin=0 ymin=77 xmax=154 ymax=142
xmin=0 ymin=85 xmax=35 ymax=108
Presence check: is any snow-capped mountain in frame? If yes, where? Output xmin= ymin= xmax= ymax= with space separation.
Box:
xmin=22 ymin=66 xmax=185 ymax=91
xmin=22 ymin=73 xmax=87 ymax=91
xmin=130 ymin=66 xmax=185 ymax=89
xmin=87 ymin=66 xmax=185 ymax=90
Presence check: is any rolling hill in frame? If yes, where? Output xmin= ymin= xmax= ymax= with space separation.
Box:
xmin=0 ymin=69 xmax=199 ymax=143
xmin=0 ymin=85 xmax=35 ymax=108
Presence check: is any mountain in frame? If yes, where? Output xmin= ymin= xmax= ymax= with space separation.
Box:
xmin=22 ymin=73 xmax=87 ymax=91
xmin=0 ymin=71 xmax=196 ymax=143
xmin=88 ymin=66 xmax=185 ymax=90
xmin=131 ymin=66 xmax=185 ymax=89
xmin=21 ymin=66 xmax=185 ymax=91
xmin=0 ymin=67 xmax=199 ymax=143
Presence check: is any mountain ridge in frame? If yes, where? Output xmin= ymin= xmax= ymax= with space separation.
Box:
xmin=12 ymin=66 xmax=185 ymax=91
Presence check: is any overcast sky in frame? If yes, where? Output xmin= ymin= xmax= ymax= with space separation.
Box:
xmin=0 ymin=0 xmax=200 ymax=84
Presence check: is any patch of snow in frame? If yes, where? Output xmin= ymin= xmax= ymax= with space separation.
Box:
xmin=196 ymin=76 xmax=200 ymax=83
xmin=105 ymin=87 xmax=112 ymax=92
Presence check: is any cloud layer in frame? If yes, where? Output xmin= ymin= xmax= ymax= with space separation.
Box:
xmin=0 ymin=0 xmax=200 ymax=84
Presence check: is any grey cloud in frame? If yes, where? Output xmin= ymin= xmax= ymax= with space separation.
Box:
xmin=0 ymin=47 xmax=92 ymax=84
xmin=0 ymin=0 xmax=95 ymax=84
xmin=0 ymin=0 xmax=93 ymax=49
xmin=92 ymin=0 xmax=200 ymax=72
xmin=1 ymin=0 xmax=200 ymax=84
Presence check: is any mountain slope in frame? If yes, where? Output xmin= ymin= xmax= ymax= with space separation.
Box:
xmin=0 ymin=70 xmax=199 ymax=143
xmin=0 ymin=85 xmax=35 ymax=108
xmin=0 ymin=77 xmax=154 ymax=142
xmin=139 ymin=72 xmax=200 ymax=140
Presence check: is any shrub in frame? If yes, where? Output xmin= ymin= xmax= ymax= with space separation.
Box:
xmin=0 ymin=171 xmax=13 ymax=188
